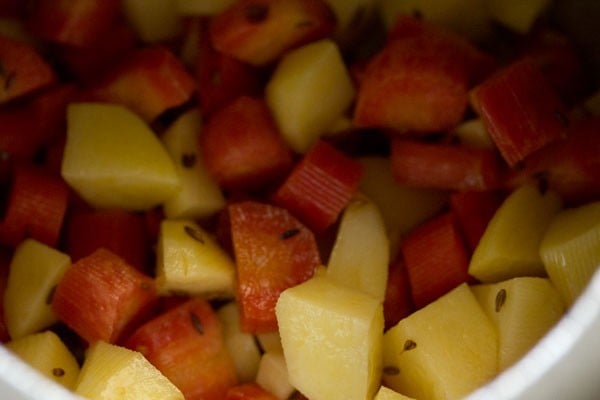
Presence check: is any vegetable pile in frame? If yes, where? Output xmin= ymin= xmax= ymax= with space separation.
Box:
xmin=0 ymin=0 xmax=599 ymax=400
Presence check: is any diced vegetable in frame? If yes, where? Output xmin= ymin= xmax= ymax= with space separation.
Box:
xmin=255 ymin=351 xmax=295 ymax=400
xmin=374 ymin=385 xmax=416 ymax=400
xmin=358 ymin=156 xmax=448 ymax=253
xmin=195 ymin=19 xmax=262 ymax=117
xmin=470 ymin=57 xmax=568 ymax=167
xmin=217 ymin=302 xmax=262 ymax=383
xmin=327 ymin=195 xmax=389 ymax=301
xmin=265 ymin=39 xmax=355 ymax=152
xmin=484 ymin=0 xmax=552 ymax=34
xmin=0 ymin=35 xmax=55 ymax=103
xmin=122 ymin=0 xmax=181 ymax=43
xmin=26 ymin=0 xmax=122 ymax=46
xmin=161 ymin=109 xmax=226 ymax=219
xmin=540 ymin=201 xmax=600 ymax=305
xmin=200 ymin=96 xmax=293 ymax=192
xmin=209 ymin=0 xmax=335 ymax=66
xmin=229 ymin=201 xmax=320 ymax=333
xmin=449 ymin=190 xmax=503 ymax=252
xmin=0 ymin=165 xmax=69 ymax=248
xmin=471 ymin=277 xmax=565 ymax=371
xmin=82 ymin=46 xmax=196 ymax=122
xmin=66 ymin=208 xmax=150 ymax=271
xmin=382 ymin=283 xmax=497 ymax=400
xmin=6 ymin=330 xmax=80 ymax=389
xmin=3 ymin=239 xmax=71 ymax=339
xmin=469 ymin=183 xmax=562 ymax=282
xmin=400 ymin=212 xmax=471 ymax=309
xmin=155 ymin=218 xmax=236 ymax=298
xmin=52 ymin=248 xmax=157 ymax=344
xmin=124 ymin=298 xmax=238 ymax=400
xmin=271 ymin=139 xmax=363 ymax=233
xmin=74 ymin=341 xmax=184 ymax=400
xmin=276 ymin=275 xmax=383 ymax=400
xmin=61 ymin=102 xmax=180 ymax=211
xmin=390 ymin=138 xmax=503 ymax=191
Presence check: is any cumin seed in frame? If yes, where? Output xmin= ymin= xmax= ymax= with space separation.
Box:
xmin=181 ymin=153 xmax=196 ymax=168
xmin=495 ymin=288 xmax=507 ymax=312
xmin=190 ymin=312 xmax=204 ymax=335
xmin=184 ymin=225 xmax=205 ymax=244
xmin=403 ymin=339 xmax=417 ymax=351
xmin=279 ymin=228 xmax=300 ymax=240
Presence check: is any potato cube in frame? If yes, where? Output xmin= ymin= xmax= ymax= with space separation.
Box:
xmin=75 ymin=341 xmax=183 ymax=400
xmin=469 ymin=183 xmax=562 ymax=282
xmin=540 ymin=201 xmax=600 ymax=305
xmin=156 ymin=219 xmax=235 ymax=298
xmin=266 ymin=39 xmax=355 ymax=153
xmin=6 ymin=330 xmax=80 ymax=390
xmin=471 ymin=277 xmax=564 ymax=371
xmin=61 ymin=103 xmax=180 ymax=211
xmin=382 ymin=283 xmax=497 ymax=400
xmin=4 ymin=239 xmax=71 ymax=339
xmin=276 ymin=275 xmax=383 ymax=400
xmin=327 ymin=195 xmax=389 ymax=301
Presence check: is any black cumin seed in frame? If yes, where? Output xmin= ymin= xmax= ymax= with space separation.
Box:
xmin=280 ymin=228 xmax=300 ymax=240
xmin=495 ymin=288 xmax=507 ymax=312
xmin=245 ymin=4 xmax=269 ymax=24
xmin=383 ymin=365 xmax=400 ymax=375
xmin=181 ymin=153 xmax=196 ymax=168
xmin=190 ymin=312 xmax=204 ymax=335
xmin=184 ymin=225 xmax=205 ymax=244
xmin=403 ymin=339 xmax=417 ymax=351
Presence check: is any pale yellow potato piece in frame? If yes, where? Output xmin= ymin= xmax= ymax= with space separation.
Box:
xmin=161 ymin=109 xmax=225 ymax=219
xmin=276 ymin=275 xmax=383 ymax=400
xmin=469 ymin=183 xmax=562 ymax=283
xmin=327 ymin=195 xmax=389 ymax=301
xmin=217 ymin=302 xmax=262 ymax=383
xmin=471 ymin=277 xmax=565 ymax=371
xmin=75 ymin=341 xmax=183 ymax=400
xmin=540 ymin=201 xmax=600 ymax=305
xmin=266 ymin=39 xmax=355 ymax=153
xmin=358 ymin=156 xmax=448 ymax=255
xmin=122 ymin=0 xmax=181 ymax=42
xmin=451 ymin=118 xmax=495 ymax=149
xmin=6 ymin=331 xmax=80 ymax=390
xmin=383 ymin=283 xmax=497 ymax=400
xmin=484 ymin=0 xmax=552 ymax=33
xmin=255 ymin=351 xmax=295 ymax=400
xmin=61 ymin=103 xmax=180 ymax=211
xmin=4 ymin=239 xmax=71 ymax=340
xmin=375 ymin=386 xmax=416 ymax=400
xmin=156 ymin=219 xmax=236 ymax=298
